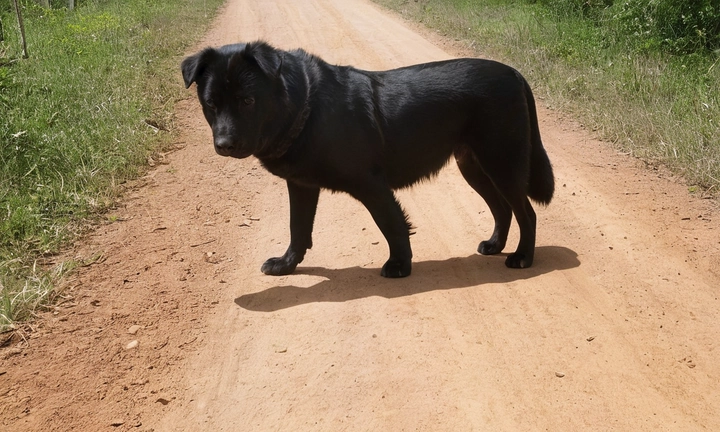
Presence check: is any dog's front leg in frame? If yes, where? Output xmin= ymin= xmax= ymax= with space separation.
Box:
xmin=261 ymin=181 xmax=320 ymax=276
xmin=350 ymin=184 xmax=413 ymax=278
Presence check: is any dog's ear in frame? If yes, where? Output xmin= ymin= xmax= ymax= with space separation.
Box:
xmin=181 ymin=48 xmax=217 ymax=89
xmin=242 ymin=41 xmax=283 ymax=79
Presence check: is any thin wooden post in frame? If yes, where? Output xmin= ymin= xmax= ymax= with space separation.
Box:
xmin=69 ymin=0 xmax=74 ymax=11
xmin=38 ymin=0 xmax=50 ymax=8
xmin=12 ymin=0 xmax=29 ymax=59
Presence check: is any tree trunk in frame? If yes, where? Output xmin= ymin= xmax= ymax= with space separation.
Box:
xmin=69 ymin=0 xmax=74 ymax=10
xmin=12 ymin=0 xmax=29 ymax=59
xmin=38 ymin=0 xmax=50 ymax=8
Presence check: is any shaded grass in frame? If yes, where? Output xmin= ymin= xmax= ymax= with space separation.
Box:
xmin=0 ymin=0 xmax=224 ymax=331
xmin=375 ymin=0 xmax=720 ymax=193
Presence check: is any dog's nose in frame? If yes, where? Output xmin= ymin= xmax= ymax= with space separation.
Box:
xmin=213 ymin=136 xmax=235 ymax=156
xmin=214 ymin=136 xmax=233 ymax=149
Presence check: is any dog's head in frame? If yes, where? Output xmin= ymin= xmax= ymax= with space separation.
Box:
xmin=181 ymin=42 xmax=293 ymax=158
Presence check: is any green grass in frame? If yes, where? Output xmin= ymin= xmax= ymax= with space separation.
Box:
xmin=0 ymin=0 xmax=224 ymax=332
xmin=375 ymin=0 xmax=720 ymax=193
xmin=0 ymin=258 xmax=77 ymax=331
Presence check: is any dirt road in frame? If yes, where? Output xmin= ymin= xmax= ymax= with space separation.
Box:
xmin=2 ymin=0 xmax=720 ymax=430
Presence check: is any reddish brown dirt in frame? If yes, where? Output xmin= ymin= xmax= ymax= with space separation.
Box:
xmin=2 ymin=0 xmax=720 ymax=430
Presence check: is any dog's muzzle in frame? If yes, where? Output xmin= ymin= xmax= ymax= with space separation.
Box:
xmin=214 ymin=136 xmax=235 ymax=156
xmin=213 ymin=136 xmax=253 ymax=158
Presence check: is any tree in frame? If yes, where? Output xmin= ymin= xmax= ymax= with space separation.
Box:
xmin=12 ymin=0 xmax=28 ymax=59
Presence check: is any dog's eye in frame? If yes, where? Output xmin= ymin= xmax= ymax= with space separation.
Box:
xmin=206 ymin=99 xmax=217 ymax=111
xmin=243 ymin=97 xmax=255 ymax=106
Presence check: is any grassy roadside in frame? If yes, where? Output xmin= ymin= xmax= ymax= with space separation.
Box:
xmin=0 ymin=0 xmax=224 ymax=332
xmin=374 ymin=0 xmax=719 ymax=194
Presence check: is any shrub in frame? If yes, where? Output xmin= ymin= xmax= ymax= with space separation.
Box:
xmin=612 ymin=0 xmax=720 ymax=53
xmin=529 ymin=0 xmax=720 ymax=53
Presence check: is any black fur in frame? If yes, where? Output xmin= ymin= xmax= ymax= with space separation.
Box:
xmin=181 ymin=41 xmax=554 ymax=278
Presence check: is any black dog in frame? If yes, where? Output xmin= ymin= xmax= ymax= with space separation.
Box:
xmin=181 ymin=41 xmax=554 ymax=278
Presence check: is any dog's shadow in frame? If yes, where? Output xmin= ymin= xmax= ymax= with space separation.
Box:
xmin=234 ymin=246 xmax=579 ymax=312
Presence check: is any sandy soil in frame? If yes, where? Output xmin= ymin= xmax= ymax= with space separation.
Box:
xmin=2 ymin=0 xmax=720 ymax=430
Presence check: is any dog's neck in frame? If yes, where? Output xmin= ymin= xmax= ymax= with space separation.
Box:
xmin=255 ymin=100 xmax=311 ymax=160
xmin=257 ymin=60 xmax=314 ymax=161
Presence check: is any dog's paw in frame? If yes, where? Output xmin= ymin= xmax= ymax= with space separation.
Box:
xmin=380 ymin=258 xmax=411 ymax=278
xmin=261 ymin=257 xmax=298 ymax=276
xmin=478 ymin=240 xmax=504 ymax=255
xmin=505 ymin=253 xmax=533 ymax=269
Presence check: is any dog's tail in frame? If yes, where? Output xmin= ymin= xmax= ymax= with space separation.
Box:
xmin=524 ymin=79 xmax=555 ymax=205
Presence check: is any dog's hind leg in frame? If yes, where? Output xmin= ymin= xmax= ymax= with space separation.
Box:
xmin=454 ymin=146 xmax=512 ymax=256
xmin=459 ymin=141 xmax=537 ymax=269
xmin=481 ymin=162 xmax=537 ymax=269
xmin=501 ymin=195 xmax=536 ymax=268
xmin=261 ymin=181 xmax=320 ymax=276
xmin=349 ymin=183 xmax=413 ymax=278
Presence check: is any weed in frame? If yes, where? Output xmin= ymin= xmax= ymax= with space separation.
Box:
xmin=0 ymin=259 xmax=76 ymax=332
